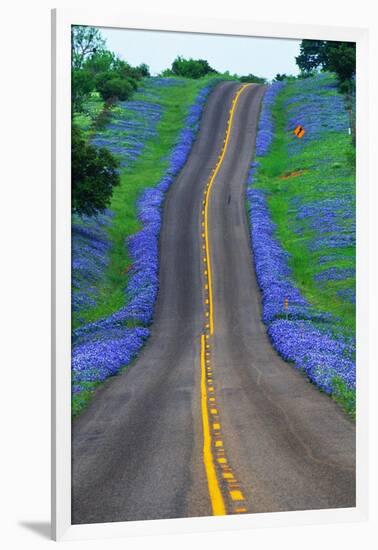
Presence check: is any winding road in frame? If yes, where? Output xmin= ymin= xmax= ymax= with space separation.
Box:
xmin=72 ymin=82 xmax=355 ymax=524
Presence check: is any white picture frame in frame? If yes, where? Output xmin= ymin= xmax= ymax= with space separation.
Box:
xmin=52 ymin=8 xmax=369 ymax=541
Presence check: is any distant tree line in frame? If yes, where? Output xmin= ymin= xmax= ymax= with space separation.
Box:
xmin=71 ymin=30 xmax=268 ymax=216
xmin=239 ymin=73 xmax=266 ymax=84
xmin=160 ymin=55 xmax=267 ymax=84
xmin=161 ymin=56 xmax=218 ymax=79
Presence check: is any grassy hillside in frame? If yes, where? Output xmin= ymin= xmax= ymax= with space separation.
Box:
xmin=248 ymin=74 xmax=356 ymax=416
xmin=71 ymin=76 xmax=227 ymax=415
xmin=73 ymin=77 xmax=219 ymax=329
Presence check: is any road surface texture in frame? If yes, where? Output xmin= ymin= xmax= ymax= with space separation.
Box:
xmin=72 ymin=82 xmax=355 ymax=524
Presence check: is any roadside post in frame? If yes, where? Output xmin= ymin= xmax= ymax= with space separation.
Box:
xmin=284 ymin=297 xmax=289 ymax=320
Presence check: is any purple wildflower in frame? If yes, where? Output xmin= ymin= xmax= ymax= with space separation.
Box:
xmin=72 ymin=80 xmax=219 ymax=389
xmin=246 ymin=74 xmax=356 ymax=394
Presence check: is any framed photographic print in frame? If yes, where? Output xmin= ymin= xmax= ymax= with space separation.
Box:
xmin=52 ymin=8 xmax=369 ymax=541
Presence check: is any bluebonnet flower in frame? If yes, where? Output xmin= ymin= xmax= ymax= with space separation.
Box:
xmin=268 ymin=320 xmax=355 ymax=393
xmin=91 ymin=98 xmax=163 ymax=169
xmin=72 ymin=327 xmax=150 ymax=384
xmin=72 ymin=210 xmax=112 ymax=312
xmin=337 ymin=288 xmax=356 ymax=304
xmin=314 ymin=267 xmax=355 ymax=282
xmin=255 ymin=82 xmax=286 ymax=156
xmin=284 ymin=73 xmax=349 ymax=156
xmin=246 ymin=74 xmax=356 ymax=395
xmin=294 ymin=195 xmax=355 ymax=252
xmin=72 ymin=80 xmax=218 ymax=391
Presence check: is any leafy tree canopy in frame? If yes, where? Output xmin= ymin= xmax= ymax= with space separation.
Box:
xmin=71 ymin=124 xmax=120 ymax=216
xmin=136 ymin=63 xmax=150 ymax=77
xmin=296 ymin=40 xmax=356 ymax=84
xmin=72 ymin=30 xmax=150 ymax=110
xmin=239 ymin=73 xmax=267 ymax=84
xmin=72 ymin=26 xmax=106 ymax=70
xmin=170 ymin=56 xmax=218 ymax=79
xmin=84 ymin=49 xmax=116 ymax=75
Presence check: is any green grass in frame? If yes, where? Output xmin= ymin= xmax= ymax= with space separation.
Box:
xmin=73 ymin=92 xmax=104 ymax=134
xmin=71 ymin=77 xmax=225 ymax=415
xmin=72 ymin=381 xmax=101 ymax=417
xmin=253 ymin=77 xmax=355 ymax=417
xmin=254 ymin=82 xmax=355 ymax=338
xmin=332 ymin=377 xmax=356 ymax=419
xmin=73 ymin=77 xmax=217 ymax=330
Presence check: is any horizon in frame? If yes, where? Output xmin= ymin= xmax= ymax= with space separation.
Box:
xmin=98 ymin=27 xmax=301 ymax=80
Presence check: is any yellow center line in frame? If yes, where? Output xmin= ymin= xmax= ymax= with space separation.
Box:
xmin=200 ymin=334 xmax=226 ymax=515
xmin=200 ymin=85 xmax=252 ymax=517
xmin=204 ymin=84 xmax=251 ymax=335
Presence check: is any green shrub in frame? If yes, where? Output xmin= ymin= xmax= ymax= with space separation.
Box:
xmin=171 ymin=56 xmax=218 ymax=79
xmin=96 ymin=77 xmax=134 ymax=102
xmin=71 ymin=124 xmax=120 ymax=216
xmin=240 ymin=73 xmax=267 ymax=84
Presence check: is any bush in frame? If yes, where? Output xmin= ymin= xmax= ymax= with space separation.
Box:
xmin=160 ymin=68 xmax=174 ymax=77
xmin=338 ymin=79 xmax=354 ymax=95
xmin=125 ymin=77 xmax=138 ymax=91
xmin=240 ymin=73 xmax=267 ymax=84
xmin=170 ymin=56 xmax=218 ymax=79
xmin=96 ymin=77 xmax=134 ymax=102
xmin=298 ymin=71 xmax=316 ymax=79
xmin=273 ymin=73 xmax=297 ymax=82
xmin=135 ymin=63 xmax=150 ymax=77
xmin=72 ymin=124 xmax=120 ymax=216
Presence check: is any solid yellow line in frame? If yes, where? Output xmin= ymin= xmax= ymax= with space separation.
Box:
xmin=204 ymin=84 xmax=250 ymax=335
xmin=200 ymin=334 xmax=226 ymax=516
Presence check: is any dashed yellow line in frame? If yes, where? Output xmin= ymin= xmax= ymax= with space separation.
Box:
xmin=200 ymin=85 xmax=251 ymax=516
xmin=203 ymin=84 xmax=250 ymax=335
xmin=200 ymin=334 xmax=226 ymax=515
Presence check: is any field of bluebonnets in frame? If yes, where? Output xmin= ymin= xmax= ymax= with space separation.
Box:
xmin=247 ymin=73 xmax=356 ymax=415
xmin=72 ymin=71 xmax=356 ymax=417
xmin=72 ymin=76 xmax=223 ymax=415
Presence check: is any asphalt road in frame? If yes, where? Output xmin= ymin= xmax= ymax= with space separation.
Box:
xmin=72 ymin=82 xmax=355 ymax=524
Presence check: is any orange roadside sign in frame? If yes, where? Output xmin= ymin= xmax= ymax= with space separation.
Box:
xmin=294 ymin=125 xmax=305 ymax=138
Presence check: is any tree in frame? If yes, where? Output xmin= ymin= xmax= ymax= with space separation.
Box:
xmin=72 ymin=26 xmax=106 ymax=70
xmin=160 ymin=68 xmax=174 ymax=77
xmin=71 ymin=125 xmax=120 ymax=216
xmin=71 ymin=69 xmax=95 ymax=112
xmin=326 ymin=42 xmax=356 ymax=84
xmin=296 ymin=39 xmax=356 ymax=145
xmin=170 ymin=56 xmax=218 ymax=79
xmin=136 ymin=63 xmax=150 ymax=77
xmin=83 ymin=49 xmax=116 ymax=75
xmin=239 ymin=73 xmax=267 ymax=84
xmin=296 ymin=40 xmax=356 ymax=84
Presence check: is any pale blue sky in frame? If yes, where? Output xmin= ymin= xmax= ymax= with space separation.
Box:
xmin=99 ymin=27 xmax=301 ymax=81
